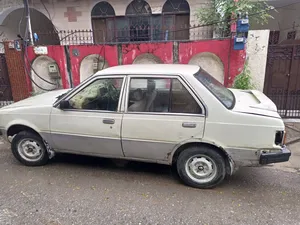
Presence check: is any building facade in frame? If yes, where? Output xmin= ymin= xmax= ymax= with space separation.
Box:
xmin=0 ymin=0 xmax=275 ymax=103
xmin=1 ymin=0 xmax=299 ymax=47
xmin=0 ymin=0 xmax=212 ymax=48
xmin=252 ymin=0 xmax=300 ymax=44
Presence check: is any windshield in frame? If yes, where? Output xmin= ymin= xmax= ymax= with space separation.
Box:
xmin=194 ymin=69 xmax=235 ymax=109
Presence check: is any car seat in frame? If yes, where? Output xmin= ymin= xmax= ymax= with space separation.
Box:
xmin=128 ymin=88 xmax=147 ymax=112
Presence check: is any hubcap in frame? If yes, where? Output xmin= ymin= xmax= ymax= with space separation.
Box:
xmin=17 ymin=139 xmax=43 ymax=162
xmin=185 ymin=155 xmax=217 ymax=184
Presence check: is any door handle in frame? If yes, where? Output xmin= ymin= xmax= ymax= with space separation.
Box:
xmin=103 ymin=119 xmax=115 ymax=124
xmin=182 ymin=122 xmax=197 ymax=128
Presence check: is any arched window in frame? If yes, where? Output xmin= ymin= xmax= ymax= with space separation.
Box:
xmin=162 ymin=0 xmax=190 ymax=14
xmin=89 ymin=0 xmax=191 ymax=43
xmin=125 ymin=0 xmax=152 ymax=42
xmin=92 ymin=1 xmax=115 ymax=17
xmin=162 ymin=0 xmax=190 ymax=40
xmin=91 ymin=1 xmax=116 ymax=43
xmin=126 ymin=0 xmax=152 ymax=15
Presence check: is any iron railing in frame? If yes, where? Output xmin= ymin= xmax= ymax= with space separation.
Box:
xmin=34 ymin=26 xmax=230 ymax=46
xmin=268 ymin=93 xmax=300 ymax=118
xmin=0 ymin=101 xmax=13 ymax=107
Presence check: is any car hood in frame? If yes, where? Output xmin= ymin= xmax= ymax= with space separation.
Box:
xmin=1 ymin=89 xmax=70 ymax=110
xmin=229 ymin=89 xmax=281 ymax=118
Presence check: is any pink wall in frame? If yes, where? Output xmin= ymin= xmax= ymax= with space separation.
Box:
xmin=26 ymin=46 xmax=69 ymax=90
xmin=122 ymin=42 xmax=173 ymax=64
xmin=179 ymin=39 xmax=246 ymax=87
xmin=26 ymin=39 xmax=245 ymax=90
xmin=228 ymin=42 xmax=246 ymax=86
xmin=69 ymin=45 xmax=118 ymax=86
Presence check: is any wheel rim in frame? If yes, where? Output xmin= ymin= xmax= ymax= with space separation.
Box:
xmin=17 ymin=138 xmax=44 ymax=162
xmin=184 ymin=154 xmax=218 ymax=184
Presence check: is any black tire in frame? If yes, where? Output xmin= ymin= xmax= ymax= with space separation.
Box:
xmin=11 ymin=131 xmax=49 ymax=166
xmin=176 ymin=146 xmax=226 ymax=189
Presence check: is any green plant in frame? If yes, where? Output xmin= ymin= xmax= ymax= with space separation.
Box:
xmin=197 ymin=0 xmax=275 ymax=35
xmin=232 ymin=60 xmax=254 ymax=90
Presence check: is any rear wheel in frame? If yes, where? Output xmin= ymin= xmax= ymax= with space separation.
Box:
xmin=176 ymin=146 xmax=226 ymax=189
xmin=11 ymin=131 xmax=49 ymax=166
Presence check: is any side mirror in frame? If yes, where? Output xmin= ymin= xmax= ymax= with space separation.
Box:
xmin=59 ymin=100 xmax=70 ymax=109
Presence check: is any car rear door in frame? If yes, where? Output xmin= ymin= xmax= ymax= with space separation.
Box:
xmin=121 ymin=75 xmax=206 ymax=162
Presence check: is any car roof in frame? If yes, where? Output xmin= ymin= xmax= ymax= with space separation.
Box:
xmin=95 ymin=64 xmax=200 ymax=76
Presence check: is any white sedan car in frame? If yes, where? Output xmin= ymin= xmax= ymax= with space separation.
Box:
xmin=0 ymin=64 xmax=291 ymax=188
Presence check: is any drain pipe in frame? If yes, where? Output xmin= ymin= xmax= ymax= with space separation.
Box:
xmin=23 ymin=0 xmax=34 ymax=45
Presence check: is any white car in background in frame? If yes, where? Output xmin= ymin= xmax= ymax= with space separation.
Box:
xmin=0 ymin=64 xmax=291 ymax=188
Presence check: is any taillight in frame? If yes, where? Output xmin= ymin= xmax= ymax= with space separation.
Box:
xmin=283 ymin=131 xmax=287 ymax=145
xmin=275 ymin=131 xmax=284 ymax=145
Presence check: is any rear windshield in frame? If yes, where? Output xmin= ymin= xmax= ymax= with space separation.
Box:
xmin=194 ymin=69 xmax=235 ymax=109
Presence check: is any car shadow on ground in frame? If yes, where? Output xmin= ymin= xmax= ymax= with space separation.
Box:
xmin=51 ymin=153 xmax=177 ymax=178
xmin=48 ymin=153 xmax=259 ymax=189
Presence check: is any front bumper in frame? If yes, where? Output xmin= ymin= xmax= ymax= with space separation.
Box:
xmin=0 ymin=128 xmax=8 ymax=142
xmin=259 ymin=146 xmax=291 ymax=165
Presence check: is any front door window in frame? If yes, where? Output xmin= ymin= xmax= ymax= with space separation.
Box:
xmin=69 ymin=78 xmax=123 ymax=111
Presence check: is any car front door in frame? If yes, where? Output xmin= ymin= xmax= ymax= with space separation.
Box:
xmin=50 ymin=76 xmax=125 ymax=157
xmin=121 ymin=75 xmax=206 ymax=162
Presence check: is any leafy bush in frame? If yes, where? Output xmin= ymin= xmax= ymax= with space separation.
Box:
xmin=232 ymin=60 xmax=254 ymax=90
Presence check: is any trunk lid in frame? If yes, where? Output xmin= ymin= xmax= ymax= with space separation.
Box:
xmin=229 ymin=89 xmax=281 ymax=118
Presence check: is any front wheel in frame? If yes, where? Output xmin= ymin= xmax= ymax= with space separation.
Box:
xmin=11 ymin=131 xmax=49 ymax=166
xmin=176 ymin=146 xmax=226 ymax=189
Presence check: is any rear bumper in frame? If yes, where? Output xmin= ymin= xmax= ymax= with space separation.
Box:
xmin=259 ymin=146 xmax=291 ymax=165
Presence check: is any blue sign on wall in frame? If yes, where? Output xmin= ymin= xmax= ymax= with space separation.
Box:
xmin=233 ymin=36 xmax=246 ymax=50
xmin=14 ymin=40 xmax=21 ymax=51
xmin=237 ymin=18 xmax=250 ymax=33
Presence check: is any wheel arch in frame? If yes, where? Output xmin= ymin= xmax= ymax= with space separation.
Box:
xmin=7 ymin=124 xmax=41 ymax=139
xmin=171 ymin=141 xmax=234 ymax=175
xmin=5 ymin=119 xmax=43 ymax=137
